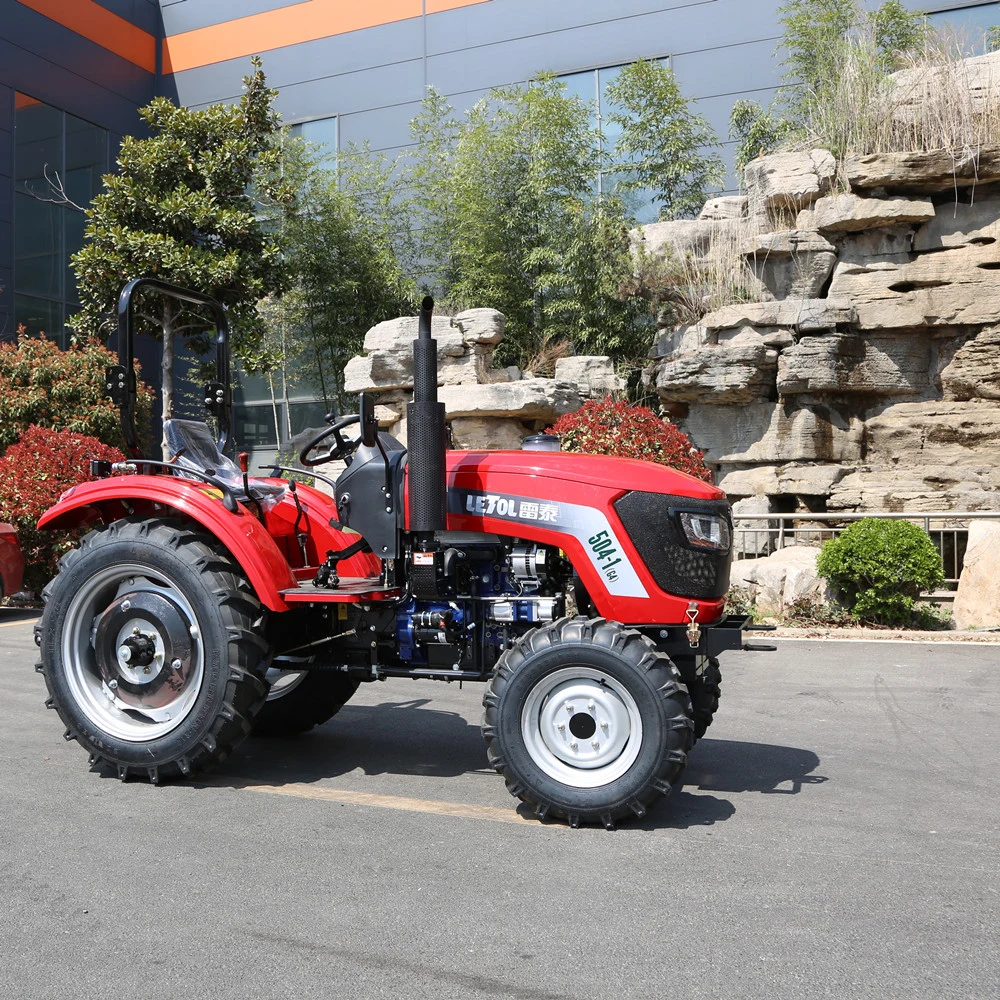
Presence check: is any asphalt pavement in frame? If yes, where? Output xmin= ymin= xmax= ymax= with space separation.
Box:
xmin=2 ymin=610 xmax=998 ymax=1000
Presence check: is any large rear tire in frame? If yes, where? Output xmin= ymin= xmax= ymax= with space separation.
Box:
xmin=37 ymin=517 xmax=269 ymax=781
xmin=253 ymin=667 xmax=359 ymax=737
xmin=482 ymin=617 xmax=693 ymax=829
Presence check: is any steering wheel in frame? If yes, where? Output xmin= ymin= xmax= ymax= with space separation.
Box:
xmin=299 ymin=413 xmax=362 ymax=467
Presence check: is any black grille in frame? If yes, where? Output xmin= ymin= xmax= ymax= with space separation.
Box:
xmin=614 ymin=492 xmax=732 ymax=600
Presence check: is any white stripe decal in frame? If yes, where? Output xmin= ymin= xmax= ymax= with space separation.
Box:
xmin=450 ymin=489 xmax=649 ymax=599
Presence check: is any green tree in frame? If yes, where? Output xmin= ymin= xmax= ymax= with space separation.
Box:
xmin=603 ymin=59 xmax=724 ymax=220
xmin=729 ymin=99 xmax=794 ymax=169
xmin=276 ymin=149 xmax=415 ymax=415
xmin=403 ymin=80 xmax=655 ymax=368
xmin=70 ymin=57 xmax=294 ymax=455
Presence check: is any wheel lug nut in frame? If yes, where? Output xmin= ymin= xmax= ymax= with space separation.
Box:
xmin=592 ymin=741 xmax=600 ymax=750
xmin=132 ymin=627 xmax=141 ymax=635
xmin=565 ymin=704 xmax=573 ymax=714
xmin=588 ymin=701 xmax=595 ymax=710
xmin=556 ymin=723 xmax=565 ymax=732
xmin=570 ymin=742 xmax=578 ymax=751
xmin=143 ymin=666 xmax=151 ymax=674
xmin=600 ymin=721 xmax=609 ymax=731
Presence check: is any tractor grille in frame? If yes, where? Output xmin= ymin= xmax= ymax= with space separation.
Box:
xmin=613 ymin=492 xmax=732 ymax=600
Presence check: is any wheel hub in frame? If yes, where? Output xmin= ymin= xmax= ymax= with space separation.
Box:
xmin=93 ymin=591 xmax=194 ymax=719
xmin=537 ymin=677 xmax=633 ymax=770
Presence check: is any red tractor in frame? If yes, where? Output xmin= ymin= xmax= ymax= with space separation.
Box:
xmin=35 ymin=279 xmax=769 ymax=828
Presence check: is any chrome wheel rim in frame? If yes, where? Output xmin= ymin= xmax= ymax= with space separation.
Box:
xmin=61 ymin=563 xmax=204 ymax=742
xmin=520 ymin=666 xmax=643 ymax=788
xmin=264 ymin=658 xmax=310 ymax=702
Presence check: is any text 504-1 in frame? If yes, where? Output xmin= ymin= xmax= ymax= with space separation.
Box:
xmin=588 ymin=530 xmax=622 ymax=582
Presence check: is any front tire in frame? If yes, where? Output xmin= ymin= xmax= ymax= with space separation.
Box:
xmin=482 ymin=617 xmax=693 ymax=829
xmin=37 ymin=517 xmax=269 ymax=781
xmin=676 ymin=655 xmax=722 ymax=742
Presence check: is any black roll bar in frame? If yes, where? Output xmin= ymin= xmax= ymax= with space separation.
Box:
xmin=113 ymin=278 xmax=231 ymax=460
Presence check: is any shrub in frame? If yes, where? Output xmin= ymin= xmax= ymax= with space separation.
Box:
xmin=816 ymin=518 xmax=945 ymax=625
xmin=547 ymin=398 xmax=713 ymax=483
xmin=0 ymin=426 xmax=125 ymax=591
xmin=0 ymin=331 xmax=154 ymax=454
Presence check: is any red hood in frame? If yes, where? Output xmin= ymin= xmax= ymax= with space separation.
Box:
xmin=446 ymin=450 xmax=723 ymax=501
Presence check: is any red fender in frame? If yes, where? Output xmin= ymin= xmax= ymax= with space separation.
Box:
xmin=37 ymin=476 xmax=296 ymax=612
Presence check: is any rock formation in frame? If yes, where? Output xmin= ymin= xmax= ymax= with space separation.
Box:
xmin=343 ymin=308 xmax=622 ymax=449
xmin=640 ymin=145 xmax=1000 ymax=515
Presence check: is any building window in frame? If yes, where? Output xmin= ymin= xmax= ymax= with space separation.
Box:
xmin=289 ymin=115 xmax=338 ymax=172
xmin=559 ymin=60 xmax=669 ymax=224
xmin=927 ymin=1 xmax=1000 ymax=52
xmin=13 ymin=94 xmax=109 ymax=344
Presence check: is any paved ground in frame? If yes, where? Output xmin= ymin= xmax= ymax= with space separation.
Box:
xmin=2 ymin=610 xmax=998 ymax=1000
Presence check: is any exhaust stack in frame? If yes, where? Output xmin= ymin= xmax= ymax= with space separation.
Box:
xmin=406 ymin=296 xmax=447 ymax=543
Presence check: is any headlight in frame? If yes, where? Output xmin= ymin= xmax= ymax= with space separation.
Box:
xmin=678 ymin=511 xmax=731 ymax=552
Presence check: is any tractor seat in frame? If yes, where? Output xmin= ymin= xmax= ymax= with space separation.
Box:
xmin=163 ymin=419 xmax=287 ymax=508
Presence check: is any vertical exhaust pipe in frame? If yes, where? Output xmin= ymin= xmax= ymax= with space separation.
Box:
xmin=407 ymin=296 xmax=446 ymax=546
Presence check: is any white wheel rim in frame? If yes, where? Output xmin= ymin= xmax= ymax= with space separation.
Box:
xmin=61 ymin=563 xmax=205 ymax=742
xmin=264 ymin=662 xmax=309 ymax=701
xmin=520 ymin=666 xmax=643 ymax=788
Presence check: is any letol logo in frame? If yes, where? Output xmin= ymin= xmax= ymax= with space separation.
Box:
xmin=451 ymin=489 xmax=648 ymax=599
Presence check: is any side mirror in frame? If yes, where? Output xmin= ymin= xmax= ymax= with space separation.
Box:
xmin=359 ymin=392 xmax=378 ymax=448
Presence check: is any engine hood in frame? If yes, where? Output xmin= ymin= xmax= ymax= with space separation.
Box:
xmin=446 ymin=450 xmax=723 ymax=501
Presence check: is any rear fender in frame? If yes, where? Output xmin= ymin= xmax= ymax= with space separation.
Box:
xmin=37 ymin=477 xmax=295 ymax=612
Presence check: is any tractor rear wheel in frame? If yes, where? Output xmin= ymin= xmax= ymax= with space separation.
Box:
xmin=253 ymin=666 xmax=359 ymax=737
xmin=37 ymin=517 xmax=269 ymax=781
xmin=482 ymin=617 xmax=693 ymax=829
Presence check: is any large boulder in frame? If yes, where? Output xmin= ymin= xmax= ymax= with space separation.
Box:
xmin=648 ymin=339 xmax=778 ymax=404
xmin=437 ymin=379 xmax=582 ymax=422
xmin=729 ymin=546 xmax=834 ymax=617
xmin=940 ymin=325 xmax=1000 ymax=401
xmin=776 ymin=332 xmax=929 ymax=396
xmin=553 ymin=356 xmax=625 ymax=398
xmin=953 ymin=521 xmax=1000 ymax=629
xmin=845 ymin=146 xmax=1000 ymax=193
xmin=828 ymin=238 xmax=1000 ymax=330
xmin=699 ymin=196 xmax=748 ymax=220
xmin=827 ymin=466 xmax=1000 ymax=512
xmin=745 ymin=149 xmax=836 ymax=212
xmin=863 ymin=401 xmax=1000 ymax=469
xmin=344 ymin=308 xmax=506 ymax=392
xmin=701 ymin=297 xmax=857 ymax=333
xmin=683 ymin=400 xmax=864 ymax=465
xmin=913 ymin=197 xmax=1000 ymax=251
xmin=450 ymin=417 xmax=528 ymax=451
xmin=743 ymin=230 xmax=837 ymax=299
xmin=796 ymin=193 xmax=934 ymax=233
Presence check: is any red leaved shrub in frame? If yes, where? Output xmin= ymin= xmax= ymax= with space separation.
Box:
xmin=0 ymin=330 xmax=154 ymax=453
xmin=547 ymin=398 xmax=713 ymax=483
xmin=0 ymin=426 xmax=125 ymax=591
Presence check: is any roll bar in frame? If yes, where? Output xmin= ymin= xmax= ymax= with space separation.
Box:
xmin=108 ymin=278 xmax=231 ymax=460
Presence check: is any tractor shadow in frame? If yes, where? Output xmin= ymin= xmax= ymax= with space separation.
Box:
xmin=636 ymin=738 xmax=827 ymax=830
xmin=219 ymin=698 xmax=488 ymax=783
xmin=210 ymin=701 xmax=825 ymax=830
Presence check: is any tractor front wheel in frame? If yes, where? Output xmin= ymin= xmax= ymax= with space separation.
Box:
xmin=37 ymin=517 xmax=269 ymax=781
xmin=482 ymin=617 xmax=693 ymax=829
